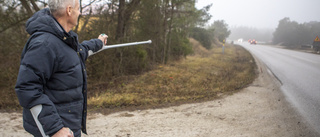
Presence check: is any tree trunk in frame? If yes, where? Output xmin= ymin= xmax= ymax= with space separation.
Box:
xmin=30 ymin=0 xmax=40 ymax=11
xmin=166 ymin=2 xmax=175 ymax=63
xmin=20 ymin=0 xmax=33 ymax=16
xmin=116 ymin=0 xmax=125 ymax=42
xmin=115 ymin=0 xmax=141 ymax=42
xmin=79 ymin=8 xmax=92 ymax=32
xmin=114 ymin=0 xmax=141 ymax=75
xmin=162 ymin=0 xmax=169 ymax=64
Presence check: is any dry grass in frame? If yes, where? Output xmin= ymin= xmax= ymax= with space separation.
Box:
xmin=0 ymin=39 xmax=256 ymax=111
xmin=0 ymin=52 xmax=22 ymax=110
xmin=189 ymin=38 xmax=211 ymax=57
xmin=88 ymin=40 xmax=257 ymax=111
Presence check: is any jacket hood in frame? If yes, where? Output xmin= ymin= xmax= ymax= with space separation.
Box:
xmin=26 ymin=8 xmax=66 ymax=38
xmin=26 ymin=8 xmax=79 ymax=51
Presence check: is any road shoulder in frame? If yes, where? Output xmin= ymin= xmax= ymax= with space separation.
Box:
xmin=0 ymin=54 xmax=318 ymax=137
xmin=81 ymin=56 xmax=318 ymax=136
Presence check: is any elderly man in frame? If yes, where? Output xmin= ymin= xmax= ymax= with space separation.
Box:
xmin=15 ymin=0 xmax=108 ymax=136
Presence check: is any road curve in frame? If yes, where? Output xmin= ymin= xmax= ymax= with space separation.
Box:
xmin=239 ymin=43 xmax=320 ymax=134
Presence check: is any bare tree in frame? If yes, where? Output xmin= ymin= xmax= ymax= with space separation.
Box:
xmin=115 ymin=0 xmax=141 ymax=42
xmin=30 ymin=0 xmax=40 ymax=11
xmin=19 ymin=0 xmax=33 ymax=16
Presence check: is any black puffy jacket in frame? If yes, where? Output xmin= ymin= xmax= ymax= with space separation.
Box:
xmin=15 ymin=8 xmax=102 ymax=136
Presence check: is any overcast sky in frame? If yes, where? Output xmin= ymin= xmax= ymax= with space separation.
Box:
xmin=195 ymin=0 xmax=320 ymax=29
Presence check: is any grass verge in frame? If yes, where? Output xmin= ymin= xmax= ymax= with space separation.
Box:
xmin=87 ymin=39 xmax=257 ymax=112
xmin=0 ymin=39 xmax=257 ymax=112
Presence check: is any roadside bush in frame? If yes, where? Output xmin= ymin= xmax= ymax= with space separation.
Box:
xmin=190 ymin=27 xmax=214 ymax=49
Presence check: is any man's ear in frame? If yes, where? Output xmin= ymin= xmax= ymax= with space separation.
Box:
xmin=66 ymin=5 xmax=72 ymax=16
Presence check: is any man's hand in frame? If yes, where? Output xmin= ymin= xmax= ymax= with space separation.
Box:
xmin=52 ymin=127 xmax=74 ymax=137
xmin=98 ymin=34 xmax=108 ymax=45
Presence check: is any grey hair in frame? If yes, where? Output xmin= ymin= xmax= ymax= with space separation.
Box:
xmin=48 ymin=0 xmax=76 ymax=17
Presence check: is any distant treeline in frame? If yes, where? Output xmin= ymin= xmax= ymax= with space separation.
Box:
xmin=273 ymin=17 xmax=320 ymax=46
xmin=229 ymin=18 xmax=320 ymax=46
xmin=0 ymin=0 xmax=235 ymax=108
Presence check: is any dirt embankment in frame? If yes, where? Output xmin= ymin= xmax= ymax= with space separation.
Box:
xmin=1 ymin=53 xmax=318 ymax=137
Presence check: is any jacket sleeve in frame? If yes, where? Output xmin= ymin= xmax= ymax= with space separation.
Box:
xmin=15 ymin=38 xmax=64 ymax=136
xmin=79 ymin=39 xmax=103 ymax=60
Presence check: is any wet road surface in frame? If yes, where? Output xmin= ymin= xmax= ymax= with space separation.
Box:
xmin=239 ymin=43 xmax=320 ymax=134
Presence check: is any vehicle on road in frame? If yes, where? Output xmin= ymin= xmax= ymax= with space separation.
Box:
xmin=249 ymin=39 xmax=257 ymax=45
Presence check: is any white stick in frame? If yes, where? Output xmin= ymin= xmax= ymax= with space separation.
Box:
xmin=30 ymin=105 xmax=49 ymax=137
xmin=89 ymin=40 xmax=152 ymax=56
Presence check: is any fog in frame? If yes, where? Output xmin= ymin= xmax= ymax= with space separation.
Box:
xmin=196 ymin=0 xmax=320 ymax=29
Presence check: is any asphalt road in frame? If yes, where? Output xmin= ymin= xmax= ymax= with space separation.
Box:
xmin=238 ymin=43 xmax=320 ymax=134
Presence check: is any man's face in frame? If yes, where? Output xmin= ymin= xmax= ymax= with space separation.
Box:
xmin=69 ymin=0 xmax=80 ymax=27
